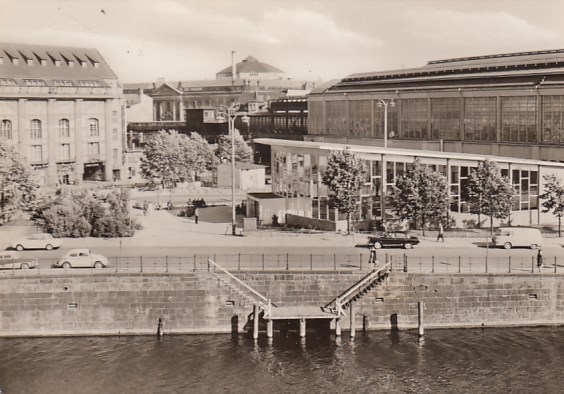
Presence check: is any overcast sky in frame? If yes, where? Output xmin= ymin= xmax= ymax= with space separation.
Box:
xmin=1 ymin=0 xmax=563 ymax=84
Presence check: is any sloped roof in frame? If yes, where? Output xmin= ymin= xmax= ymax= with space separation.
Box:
xmin=0 ymin=42 xmax=118 ymax=80
xmin=217 ymin=55 xmax=284 ymax=76
xmin=343 ymin=48 xmax=564 ymax=82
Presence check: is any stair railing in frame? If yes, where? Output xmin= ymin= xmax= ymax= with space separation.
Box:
xmin=207 ymin=258 xmax=272 ymax=317
xmin=334 ymin=262 xmax=391 ymax=316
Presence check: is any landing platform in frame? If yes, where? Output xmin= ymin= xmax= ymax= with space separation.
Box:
xmin=267 ymin=305 xmax=339 ymax=320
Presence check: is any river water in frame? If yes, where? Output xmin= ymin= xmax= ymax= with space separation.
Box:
xmin=1 ymin=326 xmax=563 ymax=394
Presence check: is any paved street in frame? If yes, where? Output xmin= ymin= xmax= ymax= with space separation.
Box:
xmin=2 ymin=204 xmax=563 ymax=274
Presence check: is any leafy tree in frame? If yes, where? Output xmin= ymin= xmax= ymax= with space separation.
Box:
xmin=216 ymin=129 xmax=253 ymax=164
xmin=321 ymin=147 xmax=367 ymax=233
xmin=389 ymin=160 xmax=448 ymax=236
xmin=467 ymin=160 xmax=516 ymax=234
xmin=0 ymin=143 xmax=38 ymax=225
xmin=140 ymin=131 xmax=183 ymax=188
xmin=539 ymin=173 xmax=564 ymax=237
xmin=181 ymin=132 xmax=218 ymax=181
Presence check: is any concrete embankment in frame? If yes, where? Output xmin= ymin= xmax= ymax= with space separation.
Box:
xmin=1 ymin=270 xmax=563 ymax=337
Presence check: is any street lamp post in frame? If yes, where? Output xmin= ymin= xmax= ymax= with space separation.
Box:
xmin=217 ymin=104 xmax=249 ymax=235
xmin=376 ymin=99 xmax=395 ymax=148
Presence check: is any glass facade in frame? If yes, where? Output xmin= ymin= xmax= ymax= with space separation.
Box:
xmin=502 ymin=96 xmax=537 ymax=143
xmin=464 ymin=97 xmax=497 ymax=141
xmin=431 ymin=98 xmax=460 ymax=140
xmin=400 ymin=98 xmax=428 ymax=139
xmin=349 ymin=100 xmax=371 ymax=136
xmin=326 ymin=101 xmax=347 ymax=135
xmin=271 ymin=146 xmax=540 ymax=223
xmin=542 ymin=96 xmax=564 ymax=144
xmin=308 ymin=94 xmax=564 ymax=146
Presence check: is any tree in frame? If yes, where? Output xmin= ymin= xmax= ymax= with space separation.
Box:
xmin=321 ymin=147 xmax=367 ymax=233
xmin=139 ymin=131 xmax=184 ymax=188
xmin=181 ymin=132 xmax=218 ymax=181
xmin=216 ymin=129 xmax=253 ymax=164
xmin=539 ymin=173 xmax=564 ymax=237
xmin=389 ymin=160 xmax=448 ymax=236
xmin=0 ymin=143 xmax=38 ymax=225
xmin=467 ymin=160 xmax=516 ymax=234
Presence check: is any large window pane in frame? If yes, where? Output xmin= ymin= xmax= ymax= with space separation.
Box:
xmin=464 ymin=97 xmax=497 ymax=141
xmin=431 ymin=97 xmax=460 ymax=140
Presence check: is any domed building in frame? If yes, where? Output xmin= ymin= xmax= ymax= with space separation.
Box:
xmin=216 ymin=55 xmax=285 ymax=81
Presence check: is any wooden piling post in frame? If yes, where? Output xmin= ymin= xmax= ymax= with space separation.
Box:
xmin=418 ymin=301 xmax=424 ymax=339
xmin=299 ymin=318 xmax=306 ymax=338
xmin=267 ymin=319 xmax=273 ymax=338
xmin=350 ymin=304 xmax=356 ymax=339
xmin=363 ymin=314 xmax=369 ymax=332
xmin=335 ymin=318 xmax=341 ymax=337
xmin=253 ymin=304 xmax=259 ymax=340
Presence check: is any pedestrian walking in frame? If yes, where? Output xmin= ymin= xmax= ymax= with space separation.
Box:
xmin=437 ymin=222 xmax=444 ymax=243
xmin=143 ymin=200 xmax=148 ymax=216
xmin=369 ymin=244 xmax=378 ymax=268
xmin=537 ymin=249 xmax=544 ymax=269
xmin=194 ymin=207 xmax=199 ymax=224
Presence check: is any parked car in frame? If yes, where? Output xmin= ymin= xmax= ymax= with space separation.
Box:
xmin=53 ymin=249 xmax=110 ymax=269
xmin=492 ymin=227 xmax=543 ymax=250
xmin=368 ymin=231 xmax=420 ymax=249
xmin=11 ymin=233 xmax=63 ymax=251
xmin=0 ymin=251 xmax=38 ymax=269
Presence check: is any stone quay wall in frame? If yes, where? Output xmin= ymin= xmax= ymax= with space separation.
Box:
xmin=1 ymin=270 xmax=564 ymax=337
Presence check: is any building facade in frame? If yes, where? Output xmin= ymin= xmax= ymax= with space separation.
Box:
xmin=255 ymin=138 xmax=564 ymax=228
xmin=0 ymin=43 xmax=124 ymax=186
xmin=307 ymin=49 xmax=564 ymax=163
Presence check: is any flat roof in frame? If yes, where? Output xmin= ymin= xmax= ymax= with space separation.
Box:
xmin=254 ymin=138 xmax=564 ymax=169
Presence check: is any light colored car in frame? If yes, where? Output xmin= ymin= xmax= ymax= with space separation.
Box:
xmin=0 ymin=251 xmax=38 ymax=269
xmin=12 ymin=233 xmax=63 ymax=251
xmin=54 ymin=249 xmax=110 ymax=269
xmin=492 ymin=227 xmax=543 ymax=250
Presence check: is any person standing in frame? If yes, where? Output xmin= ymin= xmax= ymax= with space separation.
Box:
xmin=143 ymin=200 xmax=148 ymax=216
xmin=437 ymin=222 xmax=444 ymax=243
xmin=369 ymin=244 xmax=378 ymax=268
xmin=537 ymin=249 xmax=544 ymax=269
xmin=194 ymin=207 xmax=199 ymax=224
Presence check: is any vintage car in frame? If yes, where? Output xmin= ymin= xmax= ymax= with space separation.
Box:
xmin=11 ymin=233 xmax=63 ymax=251
xmin=367 ymin=231 xmax=420 ymax=249
xmin=53 ymin=249 xmax=110 ymax=269
xmin=0 ymin=251 xmax=38 ymax=269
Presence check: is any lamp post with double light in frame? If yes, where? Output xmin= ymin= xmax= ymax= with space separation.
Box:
xmin=376 ymin=99 xmax=395 ymax=148
xmin=217 ymin=103 xmax=250 ymax=235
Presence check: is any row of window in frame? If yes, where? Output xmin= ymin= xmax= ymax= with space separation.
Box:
xmin=272 ymin=150 xmax=540 ymax=221
xmin=29 ymin=142 xmax=104 ymax=163
xmin=312 ymin=95 xmax=564 ymax=145
xmin=0 ymin=118 xmax=105 ymax=139
xmin=0 ymin=79 xmax=104 ymax=87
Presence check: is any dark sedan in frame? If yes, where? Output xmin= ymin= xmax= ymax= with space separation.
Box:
xmin=367 ymin=231 xmax=420 ymax=249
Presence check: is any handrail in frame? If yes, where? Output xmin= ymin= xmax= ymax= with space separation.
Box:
xmin=207 ymin=258 xmax=271 ymax=307
xmin=334 ymin=262 xmax=391 ymax=316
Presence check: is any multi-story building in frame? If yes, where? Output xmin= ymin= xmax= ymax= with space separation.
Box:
xmin=0 ymin=42 xmax=125 ymax=186
xmin=307 ymin=49 xmax=564 ymax=163
xmin=253 ymin=49 xmax=564 ymax=229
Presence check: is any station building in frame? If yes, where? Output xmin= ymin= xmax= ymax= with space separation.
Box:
xmin=0 ymin=43 xmax=125 ymax=186
xmin=253 ymin=49 xmax=564 ymax=229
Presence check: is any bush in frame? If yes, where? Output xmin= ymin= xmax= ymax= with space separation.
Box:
xmin=33 ymin=189 xmax=135 ymax=238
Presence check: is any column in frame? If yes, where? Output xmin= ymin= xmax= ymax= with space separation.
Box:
xmin=104 ymin=99 xmax=114 ymax=181
xmin=178 ymin=99 xmax=185 ymax=122
xmin=299 ymin=318 xmax=306 ymax=338
xmin=46 ymin=99 xmax=58 ymax=186
xmin=350 ymin=304 xmax=356 ymax=339
xmin=74 ymin=99 xmax=84 ymax=183
xmin=266 ymin=320 xmax=273 ymax=338
xmin=253 ymin=304 xmax=259 ymax=340
xmin=17 ymin=99 xmax=29 ymax=161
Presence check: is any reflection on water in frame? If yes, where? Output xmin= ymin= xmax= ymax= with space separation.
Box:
xmin=1 ymin=327 xmax=564 ymax=393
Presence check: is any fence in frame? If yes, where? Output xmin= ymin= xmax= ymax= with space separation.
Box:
xmin=1 ymin=253 xmax=563 ymax=275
